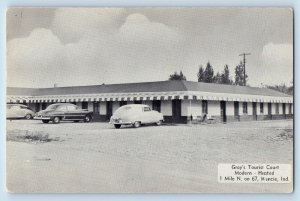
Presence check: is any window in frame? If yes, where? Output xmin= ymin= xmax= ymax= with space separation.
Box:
xmin=67 ymin=105 xmax=77 ymax=111
xmin=82 ymin=102 xmax=88 ymax=109
xmin=57 ymin=106 xmax=67 ymax=111
xmin=260 ymin=103 xmax=264 ymax=114
xmin=275 ymin=103 xmax=279 ymax=114
xmin=243 ymin=102 xmax=248 ymax=114
xmin=202 ymin=100 xmax=208 ymax=114
xmin=289 ymin=104 xmax=292 ymax=114
xmin=143 ymin=107 xmax=151 ymax=112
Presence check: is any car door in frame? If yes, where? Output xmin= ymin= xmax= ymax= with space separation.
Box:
xmin=55 ymin=105 xmax=68 ymax=120
xmin=66 ymin=105 xmax=83 ymax=120
xmin=142 ymin=106 xmax=153 ymax=123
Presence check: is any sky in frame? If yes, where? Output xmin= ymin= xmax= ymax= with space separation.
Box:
xmin=6 ymin=7 xmax=293 ymax=88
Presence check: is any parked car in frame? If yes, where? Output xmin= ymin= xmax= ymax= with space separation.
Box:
xmin=34 ymin=103 xmax=93 ymax=124
xmin=110 ymin=104 xmax=164 ymax=129
xmin=6 ymin=104 xmax=35 ymax=120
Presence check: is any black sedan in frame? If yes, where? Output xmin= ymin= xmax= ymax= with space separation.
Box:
xmin=34 ymin=103 xmax=93 ymax=124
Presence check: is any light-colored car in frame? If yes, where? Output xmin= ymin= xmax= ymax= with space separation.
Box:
xmin=110 ymin=104 xmax=164 ymax=129
xmin=6 ymin=104 xmax=35 ymax=120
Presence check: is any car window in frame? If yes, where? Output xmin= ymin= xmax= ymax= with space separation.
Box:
xmin=67 ymin=105 xmax=77 ymax=111
xmin=46 ymin=104 xmax=59 ymax=110
xmin=143 ymin=107 xmax=151 ymax=112
xmin=11 ymin=106 xmax=20 ymax=110
xmin=56 ymin=106 xmax=67 ymax=111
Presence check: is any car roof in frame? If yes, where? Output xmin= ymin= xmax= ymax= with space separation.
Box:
xmin=121 ymin=104 xmax=150 ymax=108
xmin=7 ymin=104 xmax=27 ymax=106
xmin=48 ymin=103 xmax=76 ymax=106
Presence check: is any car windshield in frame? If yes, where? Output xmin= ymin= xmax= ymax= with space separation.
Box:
xmin=45 ymin=104 xmax=60 ymax=110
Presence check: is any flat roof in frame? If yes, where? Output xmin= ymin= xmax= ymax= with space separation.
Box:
xmin=7 ymin=80 xmax=291 ymax=97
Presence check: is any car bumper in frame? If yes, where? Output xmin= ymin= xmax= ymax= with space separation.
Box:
xmin=109 ymin=119 xmax=132 ymax=125
xmin=34 ymin=116 xmax=51 ymax=120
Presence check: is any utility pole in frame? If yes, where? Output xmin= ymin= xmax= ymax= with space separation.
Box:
xmin=239 ymin=53 xmax=251 ymax=86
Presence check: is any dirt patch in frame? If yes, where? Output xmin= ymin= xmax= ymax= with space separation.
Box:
xmin=268 ymin=128 xmax=293 ymax=142
xmin=7 ymin=130 xmax=60 ymax=143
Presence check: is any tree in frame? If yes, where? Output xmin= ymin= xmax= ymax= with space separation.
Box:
xmin=197 ymin=65 xmax=205 ymax=82
xmin=265 ymin=83 xmax=293 ymax=95
xmin=221 ymin=65 xmax=233 ymax=85
xmin=235 ymin=61 xmax=248 ymax=86
xmin=168 ymin=70 xmax=187 ymax=81
xmin=213 ymin=72 xmax=222 ymax=84
xmin=203 ymin=62 xmax=214 ymax=83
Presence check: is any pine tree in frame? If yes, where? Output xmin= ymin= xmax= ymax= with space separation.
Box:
xmin=203 ymin=62 xmax=214 ymax=83
xmin=168 ymin=71 xmax=187 ymax=81
xmin=197 ymin=65 xmax=205 ymax=82
xmin=221 ymin=65 xmax=232 ymax=85
xmin=235 ymin=61 xmax=247 ymax=86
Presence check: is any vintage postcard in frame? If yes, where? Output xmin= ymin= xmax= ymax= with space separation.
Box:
xmin=6 ymin=7 xmax=293 ymax=193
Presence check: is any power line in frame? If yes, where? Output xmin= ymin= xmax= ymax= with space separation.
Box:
xmin=239 ymin=53 xmax=251 ymax=86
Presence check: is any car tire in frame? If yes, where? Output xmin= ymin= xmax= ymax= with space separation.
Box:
xmin=133 ymin=121 xmax=141 ymax=128
xmin=114 ymin=124 xmax=121 ymax=129
xmin=156 ymin=120 xmax=163 ymax=126
xmin=53 ymin=117 xmax=60 ymax=124
xmin=42 ymin=120 xmax=49 ymax=123
xmin=25 ymin=114 xmax=32 ymax=120
xmin=84 ymin=115 xmax=91 ymax=123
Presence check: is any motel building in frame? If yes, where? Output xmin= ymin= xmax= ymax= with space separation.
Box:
xmin=7 ymin=80 xmax=293 ymax=124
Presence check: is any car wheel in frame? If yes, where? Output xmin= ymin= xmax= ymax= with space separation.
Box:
xmin=114 ymin=124 xmax=121 ymax=129
xmin=84 ymin=115 xmax=91 ymax=123
xmin=42 ymin=120 xmax=49 ymax=123
xmin=133 ymin=121 xmax=141 ymax=128
xmin=53 ymin=116 xmax=60 ymax=124
xmin=25 ymin=114 xmax=32 ymax=120
xmin=156 ymin=120 xmax=163 ymax=126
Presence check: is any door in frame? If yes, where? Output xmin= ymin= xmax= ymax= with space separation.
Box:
xmin=220 ymin=101 xmax=227 ymax=123
xmin=252 ymin=102 xmax=257 ymax=120
xmin=35 ymin=103 xmax=40 ymax=112
xmin=93 ymin=102 xmax=100 ymax=118
xmin=42 ymin=103 xmax=47 ymax=110
xmin=106 ymin=101 xmax=113 ymax=120
xmin=172 ymin=99 xmax=181 ymax=123
xmin=234 ymin=101 xmax=239 ymax=121
xmin=152 ymin=100 xmax=161 ymax=112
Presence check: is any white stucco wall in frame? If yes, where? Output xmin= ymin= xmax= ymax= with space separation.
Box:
xmin=161 ymin=100 xmax=172 ymax=116
xmin=227 ymin=101 xmax=235 ymax=116
xmin=279 ymin=103 xmax=283 ymax=114
xmin=208 ymin=100 xmax=220 ymax=116
xmin=181 ymin=100 xmax=202 ymax=117
xmin=239 ymin=102 xmax=243 ymax=115
xmin=248 ymin=102 xmax=253 ymax=115
xmin=263 ymin=103 xmax=269 ymax=115
xmin=99 ymin=102 xmax=106 ymax=115
xmin=88 ymin=102 xmax=93 ymax=111
xmin=272 ymin=103 xmax=277 ymax=114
